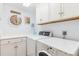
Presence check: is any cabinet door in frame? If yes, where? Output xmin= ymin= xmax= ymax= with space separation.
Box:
xmin=36 ymin=3 xmax=49 ymax=24
xmin=27 ymin=38 xmax=36 ymax=56
xmin=63 ymin=3 xmax=79 ymax=18
xmin=49 ymin=3 xmax=62 ymax=21
xmin=16 ymin=41 xmax=26 ymax=56
xmin=1 ymin=44 xmax=16 ymax=56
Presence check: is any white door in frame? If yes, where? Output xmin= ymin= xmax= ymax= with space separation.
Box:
xmin=63 ymin=3 xmax=79 ymax=18
xmin=16 ymin=42 xmax=26 ymax=56
xmin=36 ymin=3 xmax=49 ymax=24
xmin=27 ymin=38 xmax=35 ymax=56
xmin=1 ymin=44 xmax=16 ymax=56
xmin=49 ymin=3 xmax=64 ymax=21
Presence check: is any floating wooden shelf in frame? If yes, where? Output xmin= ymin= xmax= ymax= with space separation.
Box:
xmin=38 ymin=16 xmax=79 ymax=25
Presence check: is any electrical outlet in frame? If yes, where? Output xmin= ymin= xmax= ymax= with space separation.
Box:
xmin=62 ymin=31 xmax=67 ymax=35
xmin=62 ymin=31 xmax=67 ymax=39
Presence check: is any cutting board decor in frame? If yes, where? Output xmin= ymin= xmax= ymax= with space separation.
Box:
xmin=10 ymin=15 xmax=22 ymax=25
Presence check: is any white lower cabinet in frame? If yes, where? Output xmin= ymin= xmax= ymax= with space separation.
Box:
xmin=27 ymin=38 xmax=36 ymax=56
xmin=16 ymin=42 xmax=26 ymax=56
xmin=1 ymin=44 xmax=16 ymax=56
xmin=0 ymin=37 xmax=26 ymax=56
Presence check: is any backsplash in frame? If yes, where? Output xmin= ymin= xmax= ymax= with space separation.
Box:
xmin=37 ymin=20 xmax=79 ymax=41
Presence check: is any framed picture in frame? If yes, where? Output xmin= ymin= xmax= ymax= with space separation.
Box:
xmin=10 ymin=10 xmax=22 ymax=25
xmin=10 ymin=15 xmax=22 ymax=25
xmin=25 ymin=16 xmax=30 ymax=24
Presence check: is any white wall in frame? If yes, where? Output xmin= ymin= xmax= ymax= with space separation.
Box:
xmin=37 ymin=20 xmax=79 ymax=41
xmin=0 ymin=3 xmax=35 ymax=37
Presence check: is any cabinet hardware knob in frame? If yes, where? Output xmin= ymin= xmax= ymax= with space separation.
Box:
xmin=8 ymin=41 xmax=10 ymax=43
xmin=14 ymin=46 xmax=18 ymax=48
xmin=40 ymin=19 xmax=42 ymax=21
xmin=47 ymin=47 xmax=52 ymax=50
xmin=58 ymin=12 xmax=64 ymax=14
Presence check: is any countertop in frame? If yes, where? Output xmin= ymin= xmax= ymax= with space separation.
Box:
xmin=0 ymin=34 xmax=40 ymax=40
xmin=0 ymin=34 xmax=79 ymax=55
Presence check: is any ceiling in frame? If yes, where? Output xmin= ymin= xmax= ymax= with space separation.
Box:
xmin=3 ymin=3 xmax=36 ymax=14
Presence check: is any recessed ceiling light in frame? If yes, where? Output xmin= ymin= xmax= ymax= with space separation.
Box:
xmin=23 ymin=3 xmax=31 ymax=7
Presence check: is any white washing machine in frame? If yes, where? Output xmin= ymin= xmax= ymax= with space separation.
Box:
xmin=37 ymin=31 xmax=53 ymax=56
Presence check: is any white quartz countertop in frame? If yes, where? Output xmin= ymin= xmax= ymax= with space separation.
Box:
xmin=0 ymin=34 xmax=79 ymax=55
xmin=0 ymin=35 xmax=27 ymax=40
xmin=0 ymin=34 xmax=40 ymax=40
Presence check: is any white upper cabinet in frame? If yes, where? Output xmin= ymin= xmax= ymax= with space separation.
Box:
xmin=36 ymin=3 xmax=49 ymax=24
xmin=36 ymin=3 xmax=79 ymax=24
xmin=36 ymin=3 xmax=64 ymax=24
xmin=48 ymin=3 xmax=64 ymax=21
xmin=63 ymin=3 xmax=79 ymax=18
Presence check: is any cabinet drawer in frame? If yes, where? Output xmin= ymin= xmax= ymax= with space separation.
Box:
xmin=1 ymin=38 xmax=26 ymax=45
xmin=19 ymin=38 xmax=26 ymax=42
xmin=9 ymin=39 xmax=22 ymax=43
xmin=1 ymin=39 xmax=11 ymax=45
xmin=10 ymin=38 xmax=26 ymax=43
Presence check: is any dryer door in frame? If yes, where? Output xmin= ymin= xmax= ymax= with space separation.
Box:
xmin=39 ymin=52 xmax=48 ymax=56
xmin=38 ymin=50 xmax=51 ymax=56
